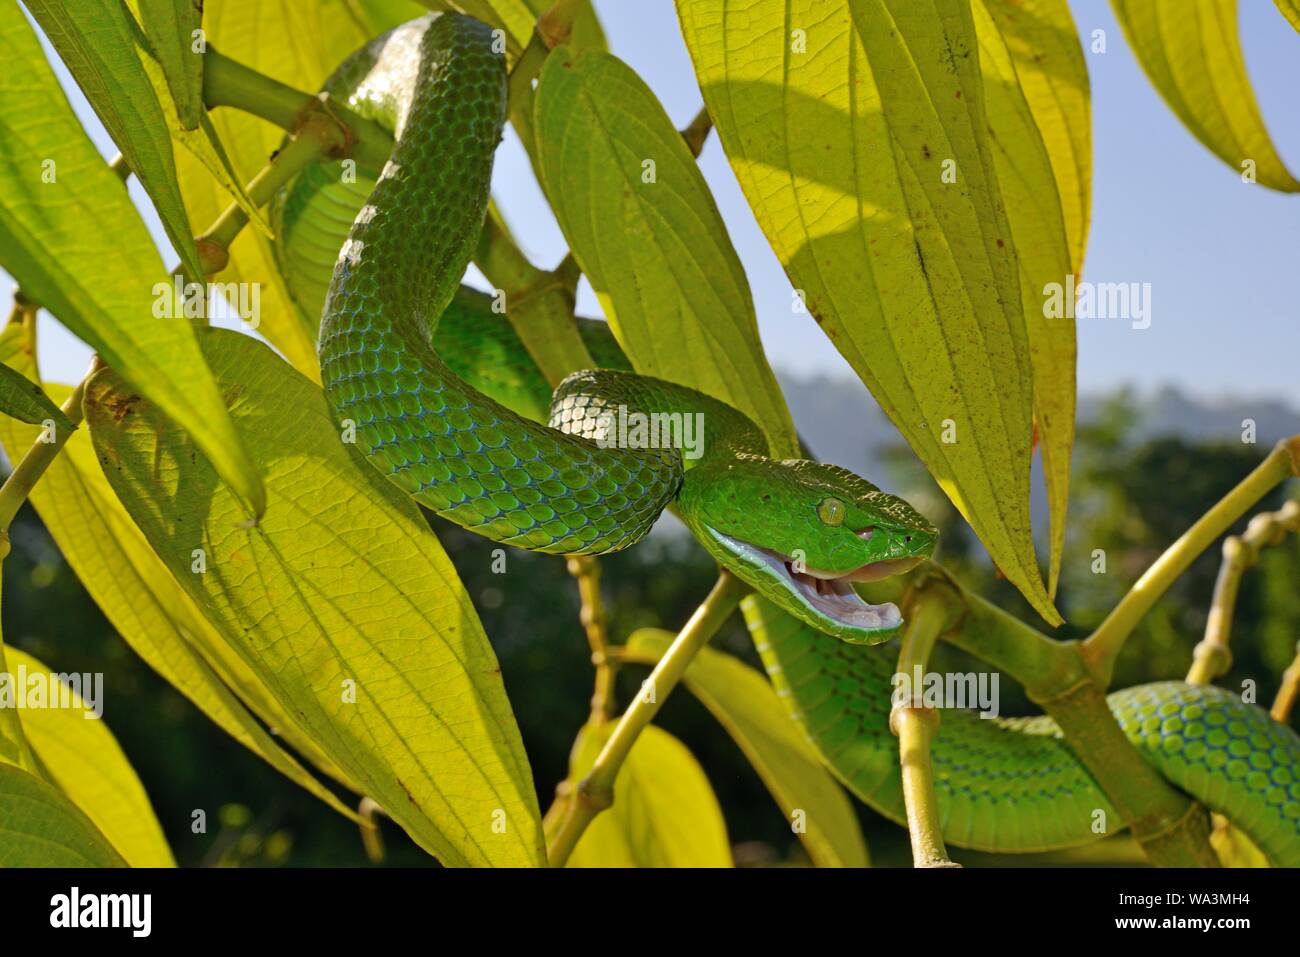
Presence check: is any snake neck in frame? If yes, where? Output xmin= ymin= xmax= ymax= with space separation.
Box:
xmin=313 ymin=15 xmax=682 ymax=556
xmin=319 ymin=15 xmax=501 ymax=349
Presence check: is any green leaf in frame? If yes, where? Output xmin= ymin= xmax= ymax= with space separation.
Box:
xmin=123 ymin=0 xmax=271 ymax=238
xmin=677 ymin=0 xmax=1059 ymax=624
xmin=1112 ymin=0 xmax=1299 ymax=191
xmin=976 ymin=0 xmax=1088 ymax=598
xmin=0 ymin=320 xmax=347 ymax=785
xmin=0 ymin=322 xmax=361 ymax=822
xmin=137 ymin=0 xmax=205 ymax=130
xmin=0 ymin=359 xmax=70 ymax=429
xmin=84 ymin=329 xmax=545 ymax=867
xmin=441 ymin=0 xmax=607 ymax=54
xmin=0 ymin=591 xmax=36 ymax=771
xmin=0 ymin=763 xmax=125 ymax=867
xmin=567 ymin=723 xmax=731 ymax=867
xmin=624 ymin=629 xmax=868 ymax=867
xmin=983 ymin=0 xmax=1091 ymax=277
xmin=4 ymin=646 xmax=174 ymax=867
xmin=535 ymin=48 xmax=799 ymax=458
xmin=0 ymin=3 xmax=266 ymax=518
xmin=23 ymin=0 xmax=206 ymax=279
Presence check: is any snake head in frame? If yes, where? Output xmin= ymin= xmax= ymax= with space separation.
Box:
xmin=679 ymin=458 xmax=937 ymax=644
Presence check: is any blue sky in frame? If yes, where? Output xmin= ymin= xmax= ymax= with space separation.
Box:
xmin=14 ymin=0 xmax=1300 ymax=405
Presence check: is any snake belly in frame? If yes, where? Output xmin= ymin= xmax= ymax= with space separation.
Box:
xmin=284 ymin=14 xmax=1300 ymax=864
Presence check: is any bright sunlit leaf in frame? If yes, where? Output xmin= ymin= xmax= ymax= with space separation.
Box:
xmin=1112 ymin=0 xmax=1300 ymax=191
xmin=0 ymin=2 xmax=265 ymax=517
xmin=677 ymin=0 xmax=1059 ymax=623
xmin=535 ymin=48 xmax=799 ymax=457
xmin=0 ymin=763 xmax=125 ymax=867
xmin=624 ymin=629 xmax=869 ymax=867
xmin=567 ymin=722 xmax=731 ymax=867
xmin=4 ymin=646 xmax=174 ymax=867
xmin=85 ymin=330 xmax=545 ymax=867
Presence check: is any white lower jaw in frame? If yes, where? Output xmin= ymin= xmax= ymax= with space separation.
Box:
xmin=705 ymin=527 xmax=902 ymax=632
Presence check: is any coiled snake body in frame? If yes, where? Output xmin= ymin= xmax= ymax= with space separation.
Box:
xmin=276 ymin=14 xmax=1300 ymax=865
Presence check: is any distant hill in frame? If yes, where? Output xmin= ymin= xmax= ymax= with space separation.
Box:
xmin=774 ymin=371 xmax=1300 ymax=537
xmin=778 ymin=371 xmax=1299 ymax=470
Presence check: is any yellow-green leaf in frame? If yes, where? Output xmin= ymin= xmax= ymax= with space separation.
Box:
xmin=567 ymin=723 xmax=730 ymax=867
xmin=1112 ymin=0 xmax=1299 ymax=191
xmin=624 ymin=629 xmax=868 ymax=867
xmin=677 ymin=0 xmax=1059 ymax=624
xmin=0 ymin=360 xmax=70 ymax=429
xmin=0 ymin=763 xmax=125 ymax=867
xmin=983 ymin=0 xmax=1091 ymax=276
xmin=0 ymin=591 xmax=36 ymax=771
xmin=0 ymin=316 xmax=358 ymax=811
xmin=1277 ymin=0 xmax=1300 ymax=33
xmin=535 ymin=48 xmax=799 ymax=458
xmin=976 ymin=0 xmax=1084 ymax=598
xmin=124 ymin=0 xmax=270 ymax=238
xmin=175 ymin=0 xmax=424 ymax=381
xmin=439 ymin=0 xmax=607 ymax=54
xmin=4 ymin=647 xmax=174 ymax=867
xmin=23 ymin=0 xmax=206 ymax=279
xmin=137 ymin=0 xmax=205 ymax=130
xmin=84 ymin=329 xmax=544 ymax=867
xmin=0 ymin=3 xmax=265 ymax=518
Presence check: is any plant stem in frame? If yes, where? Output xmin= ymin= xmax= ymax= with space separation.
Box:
xmin=1273 ymin=642 xmax=1300 ymax=724
xmin=1035 ymin=668 xmax=1219 ymax=865
xmin=1083 ymin=436 xmax=1300 ymax=684
xmin=474 ymin=209 xmax=594 ymax=384
xmin=890 ymin=586 xmax=961 ymax=868
xmin=1187 ymin=499 xmax=1299 ymax=685
xmin=357 ymin=797 xmax=387 ymax=863
xmin=189 ymin=114 xmax=342 ymax=276
xmin=0 ymin=373 xmax=89 ymax=534
xmin=202 ymin=47 xmax=393 ymax=175
xmin=873 ymin=569 xmax=1219 ymax=865
xmin=567 ymin=555 xmax=617 ymax=723
xmin=546 ymin=570 xmax=748 ymax=866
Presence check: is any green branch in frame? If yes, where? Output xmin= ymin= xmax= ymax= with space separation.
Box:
xmin=473 ymin=209 xmax=594 ymax=384
xmin=1273 ymin=642 xmax=1300 ymax=724
xmin=0 ymin=366 xmax=88 ymax=536
xmin=546 ymin=571 xmax=748 ymax=866
xmin=191 ymin=113 xmax=342 ymax=276
xmin=201 ymin=47 xmax=393 ymax=175
xmin=1083 ymin=436 xmax=1300 ymax=684
xmin=1187 ymin=499 xmax=1299 ymax=685
xmin=566 ymin=555 xmax=617 ymax=723
xmin=890 ymin=585 xmax=962 ymax=868
xmin=860 ymin=567 xmax=1218 ymax=865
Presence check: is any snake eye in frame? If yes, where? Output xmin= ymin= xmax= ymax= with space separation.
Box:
xmin=817 ymin=498 xmax=846 ymax=526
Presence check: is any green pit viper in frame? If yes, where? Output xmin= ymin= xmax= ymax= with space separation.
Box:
xmin=274 ymin=13 xmax=1300 ymax=865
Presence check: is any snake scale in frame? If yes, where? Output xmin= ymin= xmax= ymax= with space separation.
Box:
xmin=273 ymin=13 xmax=1300 ymax=865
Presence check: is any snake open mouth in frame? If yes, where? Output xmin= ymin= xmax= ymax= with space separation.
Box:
xmin=704 ymin=527 xmax=912 ymax=632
